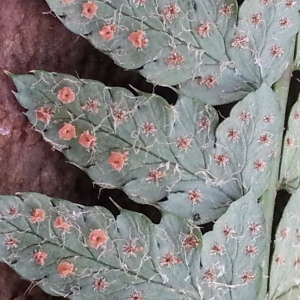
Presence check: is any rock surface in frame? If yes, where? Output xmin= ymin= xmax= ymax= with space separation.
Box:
xmin=0 ymin=0 xmax=160 ymax=299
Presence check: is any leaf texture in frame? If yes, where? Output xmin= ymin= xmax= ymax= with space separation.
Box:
xmin=269 ymin=188 xmax=300 ymax=299
xmin=200 ymin=191 xmax=266 ymax=300
xmin=10 ymin=71 xmax=281 ymax=224
xmin=44 ymin=0 xmax=300 ymax=104
xmin=279 ymin=93 xmax=300 ymax=192
xmin=0 ymin=192 xmax=265 ymax=300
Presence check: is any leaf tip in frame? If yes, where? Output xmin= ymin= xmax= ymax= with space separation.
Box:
xmin=3 ymin=70 xmax=13 ymax=78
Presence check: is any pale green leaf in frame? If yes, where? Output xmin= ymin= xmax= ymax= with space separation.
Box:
xmin=0 ymin=192 xmax=265 ymax=300
xmin=201 ymin=191 xmax=266 ymax=300
xmin=279 ymin=93 xmax=300 ymax=192
xmin=0 ymin=192 xmax=201 ymax=299
xmin=10 ymin=71 xmax=281 ymax=224
xmin=44 ymin=0 xmax=300 ymax=104
xmin=269 ymin=188 xmax=300 ymax=299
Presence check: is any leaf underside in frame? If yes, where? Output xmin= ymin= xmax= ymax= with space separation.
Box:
xmin=44 ymin=0 xmax=300 ymax=105
xmin=279 ymin=93 xmax=300 ymax=193
xmin=269 ymin=188 xmax=300 ymax=299
xmin=0 ymin=192 xmax=265 ymax=300
xmin=11 ymin=71 xmax=281 ymax=224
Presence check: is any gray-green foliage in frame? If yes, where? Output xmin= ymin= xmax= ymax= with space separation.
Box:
xmin=44 ymin=0 xmax=300 ymax=105
xmin=280 ymin=93 xmax=300 ymax=192
xmin=269 ymin=189 xmax=300 ymax=299
xmin=0 ymin=192 xmax=265 ymax=300
xmin=10 ymin=71 xmax=281 ymax=224
xmin=200 ymin=191 xmax=266 ymax=300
